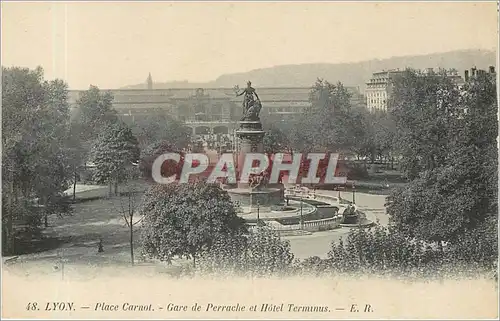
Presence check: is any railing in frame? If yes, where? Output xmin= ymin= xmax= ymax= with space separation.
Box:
xmin=184 ymin=120 xmax=232 ymax=124
xmin=267 ymin=216 xmax=342 ymax=232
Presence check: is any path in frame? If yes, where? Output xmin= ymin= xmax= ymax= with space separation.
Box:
xmin=5 ymin=187 xmax=389 ymax=272
xmin=284 ymin=190 xmax=389 ymax=259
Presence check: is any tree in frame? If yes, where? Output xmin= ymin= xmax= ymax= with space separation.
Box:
xmin=140 ymin=182 xmax=247 ymax=267
xmin=32 ymin=78 xmax=73 ymax=226
xmin=263 ymin=126 xmax=289 ymax=154
xmin=388 ymin=69 xmax=461 ymax=179
xmin=2 ymin=66 xmax=73 ymax=253
xmin=69 ymin=85 xmax=118 ymax=189
xmin=359 ymin=110 xmax=397 ymax=165
xmin=133 ymin=112 xmax=191 ymax=150
xmin=118 ymin=171 xmax=143 ymax=265
xmin=291 ymin=79 xmax=367 ymax=155
xmin=64 ymin=121 xmax=87 ymax=202
xmin=75 ymin=85 xmax=117 ymax=143
xmin=91 ymin=121 xmax=140 ymax=196
xmin=387 ymin=70 xmax=497 ymax=243
xmin=138 ymin=141 xmax=185 ymax=182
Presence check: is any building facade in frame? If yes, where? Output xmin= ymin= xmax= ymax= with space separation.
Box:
xmin=68 ymin=84 xmax=365 ymax=136
xmin=365 ymin=69 xmax=404 ymax=111
xmin=365 ymin=68 xmax=468 ymax=112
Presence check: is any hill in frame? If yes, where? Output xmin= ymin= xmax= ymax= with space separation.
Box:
xmin=122 ymin=49 xmax=496 ymax=91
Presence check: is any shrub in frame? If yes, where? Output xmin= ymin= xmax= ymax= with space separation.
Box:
xmin=197 ymin=227 xmax=295 ymax=277
xmin=325 ymin=224 xmax=497 ymax=278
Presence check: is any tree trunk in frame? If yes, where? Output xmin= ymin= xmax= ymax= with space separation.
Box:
xmin=44 ymin=213 xmax=48 ymax=228
xmin=129 ymin=220 xmax=134 ymax=266
xmin=114 ymin=180 xmax=119 ymax=196
xmin=108 ymin=180 xmax=112 ymax=197
xmin=73 ymin=171 xmax=77 ymax=202
xmin=5 ymin=174 xmax=14 ymax=254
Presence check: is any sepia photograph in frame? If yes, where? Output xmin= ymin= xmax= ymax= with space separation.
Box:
xmin=1 ymin=1 xmax=499 ymax=319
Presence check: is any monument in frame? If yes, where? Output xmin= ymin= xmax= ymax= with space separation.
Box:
xmin=226 ymin=82 xmax=285 ymax=214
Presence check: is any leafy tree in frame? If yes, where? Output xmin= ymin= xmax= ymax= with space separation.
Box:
xmin=359 ymin=110 xmax=397 ymax=165
xmin=138 ymin=141 xmax=185 ymax=182
xmin=263 ymin=125 xmax=289 ymax=154
xmin=133 ymin=112 xmax=191 ymax=150
xmin=64 ymin=121 xmax=87 ymax=202
xmin=91 ymin=121 xmax=140 ymax=195
xmin=387 ymin=70 xmax=497 ymax=243
xmin=387 ymin=166 xmax=477 ymax=242
xmin=291 ymin=79 xmax=367 ymax=156
xmin=140 ymin=182 xmax=247 ymax=267
xmin=448 ymin=72 xmax=498 ymax=219
xmin=75 ymin=85 xmax=117 ymax=143
xmin=68 ymin=85 xmax=119 ymax=191
xmin=388 ymin=69 xmax=461 ymax=179
xmin=2 ymin=66 xmax=73 ymax=253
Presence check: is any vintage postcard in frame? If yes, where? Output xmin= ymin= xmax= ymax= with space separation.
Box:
xmin=1 ymin=1 xmax=499 ymax=319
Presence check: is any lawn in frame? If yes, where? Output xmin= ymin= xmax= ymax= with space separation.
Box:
xmin=7 ymin=192 xmax=146 ymax=266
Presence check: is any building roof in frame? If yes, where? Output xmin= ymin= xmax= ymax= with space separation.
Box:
xmin=68 ymin=86 xmax=363 ymax=105
xmin=169 ymin=89 xmax=233 ymax=99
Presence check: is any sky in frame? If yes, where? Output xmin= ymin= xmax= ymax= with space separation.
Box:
xmin=1 ymin=1 xmax=498 ymax=89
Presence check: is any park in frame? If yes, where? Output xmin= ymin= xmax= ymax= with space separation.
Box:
xmin=1 ymin=66 xmax=497 ymax=284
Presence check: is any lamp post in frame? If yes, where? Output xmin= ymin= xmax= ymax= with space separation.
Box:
xmin=256 ymin=201 xmax=260 ymax=227
xmin=352 ymin=182 xmax=356 ymax=205
xmin=300 ymin=192 xmax=304 ymax=230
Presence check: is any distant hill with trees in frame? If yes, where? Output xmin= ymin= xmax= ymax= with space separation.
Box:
xmin=121 ymin=49 xmax=496 ymax=91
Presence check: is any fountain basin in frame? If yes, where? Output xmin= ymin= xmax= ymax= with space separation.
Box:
xmin=237 ymin=200 xmax=317 ymax=221
xmin=227 ymin=187 xmax=283 ymax=207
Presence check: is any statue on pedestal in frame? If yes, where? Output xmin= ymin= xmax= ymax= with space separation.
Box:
xmin=234 ymin=81 xmax=262 ymax=121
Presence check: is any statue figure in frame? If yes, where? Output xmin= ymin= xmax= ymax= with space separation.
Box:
xmin=249 ymin=173 xmax=265 ymax=190
xmin=235 ymin=81 xmax=261 ymax=120
xmin=244 ymin=99 xmax=262 ymax=121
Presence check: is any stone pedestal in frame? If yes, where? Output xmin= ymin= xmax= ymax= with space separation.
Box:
xmin=236 ymin=120 xmax=265 ymax=189
xmin=227 ymin=119 xmax=285 ymax=209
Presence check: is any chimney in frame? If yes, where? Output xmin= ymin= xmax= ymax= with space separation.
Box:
xmin=464 ymin=70 xmax=469 ymax=81
xmin=489 ymin=66 xmax=495 ymax=74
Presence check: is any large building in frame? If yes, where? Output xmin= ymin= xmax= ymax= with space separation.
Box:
xmin=365 ymin=69 xmax=404 ymax=111
xmin=68 ymin=78 xmax=365 ymax=136
xmin=365 ymin=68 xmax=468 ymax=112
